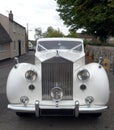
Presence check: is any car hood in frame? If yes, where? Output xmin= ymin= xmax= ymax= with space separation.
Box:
xmin=35 ymin=50 xmax=85 ymax=63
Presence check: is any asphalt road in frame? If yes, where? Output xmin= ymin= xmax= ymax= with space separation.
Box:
xmin=0 ymin=52 xmax=114 ymax=130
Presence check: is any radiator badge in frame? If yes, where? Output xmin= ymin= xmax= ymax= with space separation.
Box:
xmin=51 ymin=87 xmax=63 ymax=102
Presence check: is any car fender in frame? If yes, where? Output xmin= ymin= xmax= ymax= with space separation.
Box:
xmin=74 ymin=63 xmax=110 ymax=105
xmin=6 ymin=63 xmax=41 ymax=104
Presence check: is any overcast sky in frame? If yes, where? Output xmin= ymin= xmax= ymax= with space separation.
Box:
xmin=0 ymin=0 xmax=69 ymax=40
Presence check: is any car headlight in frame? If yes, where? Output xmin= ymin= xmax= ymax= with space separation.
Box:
xmin=77 ymin=69 xmax=90 ymax=81
xmin=25 ymin=70 xmax=37 ymax=81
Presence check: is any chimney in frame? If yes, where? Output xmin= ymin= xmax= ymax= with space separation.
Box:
xmin=9 ymin=10 xmax=13 ymax=20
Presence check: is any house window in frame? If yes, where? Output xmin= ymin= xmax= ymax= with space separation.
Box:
xmin=0 ymin=44 xmax=5 ymax=51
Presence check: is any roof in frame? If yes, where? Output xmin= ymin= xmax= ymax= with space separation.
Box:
xmin=9 ymin=19 xmax=25 ymax=30
xmin=0 ymin=23 xmax=12 ymax=44
xmin=38 ymin=37 xmax=83 ymax=43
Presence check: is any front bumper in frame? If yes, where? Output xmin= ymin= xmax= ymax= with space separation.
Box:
xmin=8 ymin=100 xmax=108 ymax=117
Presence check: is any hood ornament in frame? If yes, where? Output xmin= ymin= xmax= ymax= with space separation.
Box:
xmin=56 ymin=50 xmax=59 ymax=57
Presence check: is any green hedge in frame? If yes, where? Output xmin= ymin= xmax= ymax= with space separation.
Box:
xmin=84 ymin=41 xmax=114 ymax=47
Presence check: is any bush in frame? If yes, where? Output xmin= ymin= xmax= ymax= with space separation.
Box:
xmin=84 ymin=41 xmax=114 ymax=47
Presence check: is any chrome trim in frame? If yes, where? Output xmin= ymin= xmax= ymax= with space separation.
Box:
xmin=14 ymin=57 xmax=19 ymax=64
xmin=35 ymin=100 xmax=39 ymax=117
xmin=75 ymin=101 xmax=79 ymax=117
xmin=8 ymin=103 xmax=108 ymax=112
xmin=42 ymin=57 xmax=73 ymax=100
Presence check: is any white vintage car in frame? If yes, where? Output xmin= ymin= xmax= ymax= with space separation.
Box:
xmin=6 ymin=38 xmax=110 ymax=117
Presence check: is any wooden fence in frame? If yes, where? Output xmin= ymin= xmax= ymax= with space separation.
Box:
xmin=85 ymin=45 xmax=114 ymax=72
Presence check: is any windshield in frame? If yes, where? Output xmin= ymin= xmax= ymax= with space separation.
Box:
xmin=38 ymin=40 xmax=82 ymax=52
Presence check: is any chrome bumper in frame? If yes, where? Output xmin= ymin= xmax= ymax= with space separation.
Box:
xmin=8 ymin=100 xmax=108 ymax=117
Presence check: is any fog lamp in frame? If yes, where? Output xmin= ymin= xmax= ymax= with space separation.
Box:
xmin=51 ymin=87 xmax=63 ymax=101
xmin=25 ymin=70 xmax=37 ymax=81
xmin=20 ymin=96 xmax=29 ymax=105
xmin=85 ymin=96 xmax=94 ymax=106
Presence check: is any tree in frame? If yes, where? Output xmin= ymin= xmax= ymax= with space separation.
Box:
xmin=56 ymin=0 xmax=114 ymax=43
xmin=34 ymin=26 xmax=65 ymax=38
xmin=34 ymin=27 xmax=42 ymax=40
xmin=66 ymin=30 xmax=78 ymax=38
xmin=45 ymin=26 xmax=64 ymax=37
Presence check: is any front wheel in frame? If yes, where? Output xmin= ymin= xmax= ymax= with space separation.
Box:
xmin=91 ymin=113 xmax=102 ymax=118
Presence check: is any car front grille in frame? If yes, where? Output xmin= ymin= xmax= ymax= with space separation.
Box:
xmin=42 ymin=57 xmax=73 ymax=100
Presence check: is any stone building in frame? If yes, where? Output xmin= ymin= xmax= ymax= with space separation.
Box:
xmin=0 ymin=11 xmax=26 ymax=60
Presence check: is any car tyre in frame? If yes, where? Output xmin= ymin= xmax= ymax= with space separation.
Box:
xmin=16 ymin=112 xmax=31 ymax=117
xmin=91 ymin=113 xmax=102 ymax=118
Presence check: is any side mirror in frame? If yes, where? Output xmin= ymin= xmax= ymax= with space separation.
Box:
xmin=14 ymin=57 xmax=19 ymax=64
xmin=99 ymin=57 xmax=103 ymax=65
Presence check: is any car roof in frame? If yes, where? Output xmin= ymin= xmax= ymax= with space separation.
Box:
xmin=37 ymin=37 xmax=83 ymax=43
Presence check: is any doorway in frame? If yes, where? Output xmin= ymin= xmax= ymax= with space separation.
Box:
xmin=18 ymin=40 xmax=21 ymax=56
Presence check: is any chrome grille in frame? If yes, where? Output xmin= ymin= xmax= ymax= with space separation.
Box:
xmin=42 ymin=57 xmax=73 ymax=100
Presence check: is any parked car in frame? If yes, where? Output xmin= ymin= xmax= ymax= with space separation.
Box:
xmin=6 ymin=38 xmax=110 ymax=117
